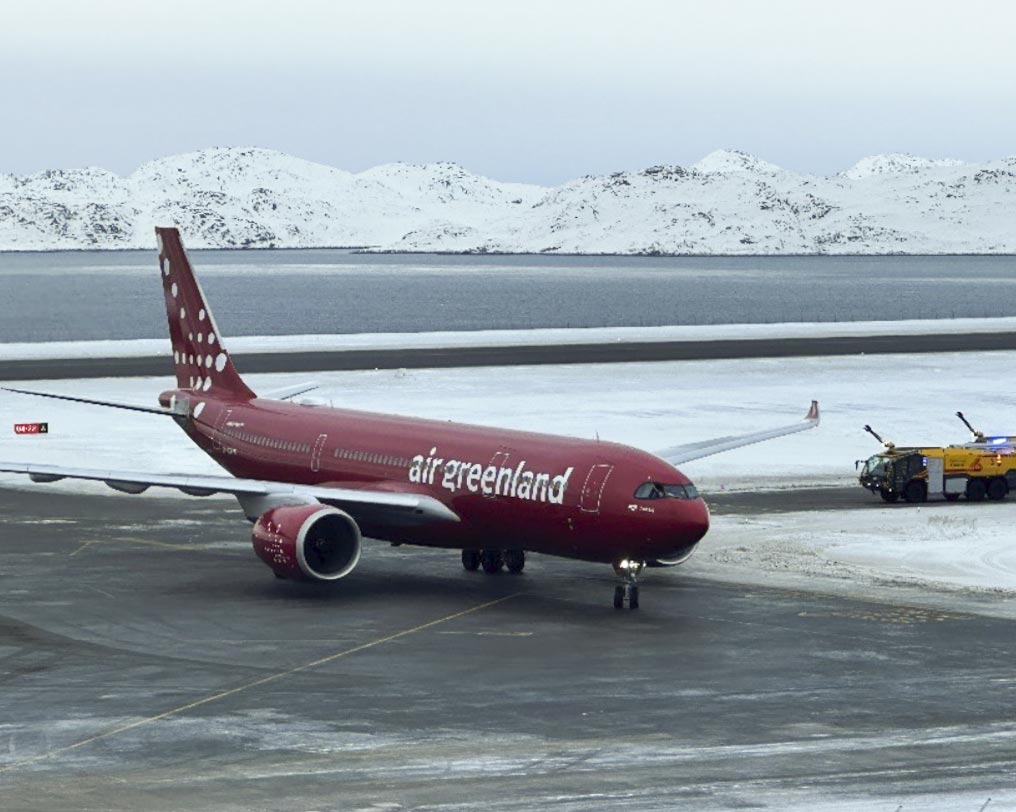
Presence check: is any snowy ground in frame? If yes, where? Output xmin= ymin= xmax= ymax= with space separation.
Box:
xmin=5 ymin=349 xmax=1016 ymax=610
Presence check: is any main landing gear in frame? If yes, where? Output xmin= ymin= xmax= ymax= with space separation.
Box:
xmin=461 ymin=549 xmax=480 ymax=571
xmin=613 ymin=559 xmax=644 ymax=610
xmin=461 ymin=548 xmax=525 ymax=574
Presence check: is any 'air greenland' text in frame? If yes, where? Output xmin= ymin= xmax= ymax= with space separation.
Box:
xmin=409 ymin=447 xmax=573 ymax=504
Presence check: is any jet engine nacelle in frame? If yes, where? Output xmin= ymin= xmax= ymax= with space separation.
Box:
xmin=647 ymin=541 xmax=700 ymax=568
xmin=252 ymin=504 xmax=362 ymax=581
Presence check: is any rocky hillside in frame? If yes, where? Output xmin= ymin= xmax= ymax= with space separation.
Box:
xmin=1 ymin=147 xmax=1013 ymax=254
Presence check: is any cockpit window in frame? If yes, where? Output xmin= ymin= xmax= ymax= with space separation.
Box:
xmin=634 ymin=482 xmax=699 ymax=500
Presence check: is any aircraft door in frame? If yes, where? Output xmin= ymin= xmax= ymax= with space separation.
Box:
xmin=580 ymin=464 xmax=614 ymax=513
xmin=213 ymin=408 xmax=233 ymax=451
xmin=483 ymin=448 xmax=516 ymax=540
xmin=311 ymin=433 xmax=327 ymax=472
xmin=486 ymin=449 xmax=511 ymax=498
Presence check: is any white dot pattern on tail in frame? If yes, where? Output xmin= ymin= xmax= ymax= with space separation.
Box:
xmin=180 ymin=308 xmax=186 ymax=319
xmin=171 ymin=283 xmax=178 ymax=298
xmin=194 ymin=402 xmax=205 ymax=419
xmin=199 ymin=309 xmax=206 ymax=321
xmin=203 ymin=377 xmax=212 ymax=391
xmin=215 ymin=353 xmax=227 ymax=372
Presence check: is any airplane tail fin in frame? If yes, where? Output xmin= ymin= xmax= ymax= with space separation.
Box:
xmin=155 ymin=227 xmax=256 ymax=400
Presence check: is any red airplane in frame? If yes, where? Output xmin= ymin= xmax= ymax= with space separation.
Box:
xmin=2 ymin=228 xmax=819 ymax=608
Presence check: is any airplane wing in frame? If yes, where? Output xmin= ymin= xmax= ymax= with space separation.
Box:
xmin=261 ymin=382 xmax=320 ymax=401
xmin=3 ymin=386 xmax=179 ymax=417
xmin=0 ymin=462 xmax=459 ymax=526
xmin=655 ymin=401 xmax=820 ymax=465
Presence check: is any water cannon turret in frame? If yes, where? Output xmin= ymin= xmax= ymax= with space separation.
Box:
xmin=864 ymin=425 xmax=895 ymax=450
xmin=956 ymin=411 xmax=985 ymax=442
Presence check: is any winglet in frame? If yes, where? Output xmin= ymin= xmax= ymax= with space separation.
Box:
xmin=806 ymin=400 xmax=820 ymax=424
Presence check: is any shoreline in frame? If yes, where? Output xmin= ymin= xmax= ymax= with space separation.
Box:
xmin=2 ymin=246 xmax=1016 ymax=257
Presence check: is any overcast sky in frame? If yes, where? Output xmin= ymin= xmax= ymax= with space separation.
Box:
xmin=2 ymin=0 xmax=1014 ymax=184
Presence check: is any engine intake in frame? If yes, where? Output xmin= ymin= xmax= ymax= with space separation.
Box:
xmin=647 ymin=541 xmax=700 ymax=568
xmin=252 ymin=504 xmax=362 ymax=581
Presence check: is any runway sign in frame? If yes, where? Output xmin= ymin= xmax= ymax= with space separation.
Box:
xmin=14 ymin=422 xmax=48 ymax=435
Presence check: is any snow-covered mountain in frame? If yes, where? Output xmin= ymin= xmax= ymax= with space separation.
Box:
xmin=1 ymin=147 xmax=1014 ymax=254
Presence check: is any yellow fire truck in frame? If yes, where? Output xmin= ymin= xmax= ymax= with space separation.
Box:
xmin=857 ymin=413 xmax=1016 ymax=503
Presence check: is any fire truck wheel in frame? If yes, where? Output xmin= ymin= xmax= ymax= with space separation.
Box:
xmin=903 ymin=481 xmax=927 ymax=504
xmin=944 ymin=494 xmax=960 ymax=502
xmin=966 ymin=479 xmax=987 ymax=502
xmin=987 ymin=477 xmax=1008 ymax=501
xmin=879 ymin=489 xmax=899 ymax=503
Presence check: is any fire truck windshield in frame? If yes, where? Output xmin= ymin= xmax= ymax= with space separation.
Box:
xmin=861 ymin=455 xmax=888 ymax=478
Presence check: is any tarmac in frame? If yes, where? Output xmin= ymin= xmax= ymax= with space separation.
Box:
xmin=2 ymin=487 xmax=1014 ymax=811
xmin=4 ymin=329 xmax=1016 ymax=380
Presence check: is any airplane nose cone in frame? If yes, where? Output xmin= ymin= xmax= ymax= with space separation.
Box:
xmin=687 ymin=498 xmax=710 ymax=543
xmin=646 ymin=497 xmax=711 ymax=566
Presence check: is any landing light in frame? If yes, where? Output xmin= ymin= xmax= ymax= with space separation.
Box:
xmin=612 ymin=558 xmax=645 ymax=578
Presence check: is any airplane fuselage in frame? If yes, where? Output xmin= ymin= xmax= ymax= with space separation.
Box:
xmin=161 ymin=389 xmax=711 ymax=565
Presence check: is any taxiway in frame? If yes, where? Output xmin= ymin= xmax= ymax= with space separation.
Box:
xmin=1 ymin=488 xmax=1013 ymax=811
xmin=4 ymin=329 xmax=1016 ymax=380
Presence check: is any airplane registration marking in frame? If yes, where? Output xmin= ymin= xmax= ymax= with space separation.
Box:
xmin=627 ymin=504 xmax=655 ymax=514
xmin=0 ymin=593 xmax=519 ymax=772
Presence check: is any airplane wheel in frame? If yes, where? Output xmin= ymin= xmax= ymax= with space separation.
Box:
xmin=480 ymin=549 xmax=503 ymax=573
xmin=504 ymin=550 xmax=525 ymax=574
xmin=461 ymin=549 xmax=480 ymax=571
xmin=988 ymin=477 xmax=1008 ymax=501
xmin=613 ymin=586 xmax=624 ymax=609
xmin=629 ymin=585 xmax=639 ymax=610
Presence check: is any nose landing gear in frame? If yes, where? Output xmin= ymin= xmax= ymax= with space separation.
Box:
xmin=612 ymin=559 xmax=644 ymax=610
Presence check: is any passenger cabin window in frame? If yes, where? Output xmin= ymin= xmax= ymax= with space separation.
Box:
xmin=633 ymin=481 xmax=699 ymax=500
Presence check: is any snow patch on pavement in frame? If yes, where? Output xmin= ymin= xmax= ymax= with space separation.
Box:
xmin=699 ymin=507 xmax=1016 ymax=604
